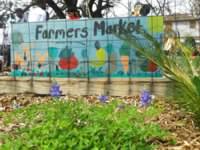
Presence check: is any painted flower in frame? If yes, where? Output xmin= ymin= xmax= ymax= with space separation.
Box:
xmin=140 ymin=90 xmax=152 ymax=106
xmin=50 ymin=82 xmax=62 ymax=97
xmin=98 ymin=95 xmax=108 ymax=103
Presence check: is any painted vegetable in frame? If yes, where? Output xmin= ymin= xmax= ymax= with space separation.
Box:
xmin=91 ymin=41 xmax=107 ymax=68
xmin=59 ymin=54 xmax=78 ymax=69
xmin=140 ymin=59 xmax=157 ymax=72
xmin=105 ymin=43 xmax=117 ymax=74
xmin=59 ymin=46 xmax=79 ymax=70
xmin=119 ymin=43 xmax=131 ymax=73
xmin=148 ymin=61 xmax=157 ymax=72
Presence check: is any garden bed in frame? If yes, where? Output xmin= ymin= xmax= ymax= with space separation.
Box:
xmin=0 ymin=94 xmax=200 ymax=149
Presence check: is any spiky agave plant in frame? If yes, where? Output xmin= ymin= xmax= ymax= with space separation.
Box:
xmin=116 ymin=29 xmax=200 ymax=124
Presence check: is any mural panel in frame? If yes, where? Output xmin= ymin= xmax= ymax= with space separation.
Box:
xmin=11 ymin=16 xmax=163 ymax=78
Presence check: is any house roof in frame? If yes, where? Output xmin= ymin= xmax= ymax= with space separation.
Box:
xmin=164 ymin=14 xmax=200 ymax=22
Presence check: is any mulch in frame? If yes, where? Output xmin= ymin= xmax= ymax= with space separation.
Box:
xmin=0 ymin=94 xmax=200 ymax=150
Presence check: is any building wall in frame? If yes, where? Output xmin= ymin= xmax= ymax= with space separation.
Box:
xmin=0 ymin=29 xmax=3 ymax=45
xmin=11 ymin=16 xmax=163 ymax=78
xmin=172 ymin=21 xmax=200 ymax=38
xmin=167 ymin=20 xmax=200 ymax=44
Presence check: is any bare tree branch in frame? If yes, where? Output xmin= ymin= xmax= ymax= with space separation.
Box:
xmin=144 ymin=0 xmax=172 ymax=16
xmin=46 ymin=0 xmax=65 ymax=18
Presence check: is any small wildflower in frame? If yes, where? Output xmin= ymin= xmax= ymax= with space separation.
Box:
xmin=12 ymin=100 xmax=20 ymax=109
xmin=50 ymin=82 xmax=62 ymax=97
xmin=140 ymin=89 xmax=152 ymax=107
xmin=98 ymin=95 xmax=108 ymax=103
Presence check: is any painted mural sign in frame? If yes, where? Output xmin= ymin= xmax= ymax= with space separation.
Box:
xmin=11 ymin=16 xmax=163 ymax=78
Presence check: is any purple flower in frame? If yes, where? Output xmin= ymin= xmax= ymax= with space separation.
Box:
xmin=140 ymin=90 xmax=151 ymax=106
xmin=50 ymin=83 xmax=62 ymax=97
xmin=98 ymin=95 xmax=108 ymax=103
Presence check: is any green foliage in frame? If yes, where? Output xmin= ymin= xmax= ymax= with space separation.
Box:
xmin=184 ymin=36 xmax=197 ymax=51
xmin=116 ymin=29 xmax=200 ymax=124
xmin=0 ymin=100 xmax=166 ymax=150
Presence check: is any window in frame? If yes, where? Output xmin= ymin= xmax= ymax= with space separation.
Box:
xmin=190 ymin=21 xmax=196 ymax=29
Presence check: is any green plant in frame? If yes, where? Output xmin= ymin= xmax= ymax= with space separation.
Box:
xmin=184 ymin=36 xmax=197 ymax=52
xmin=116 ymin=28 xmax=200 ymax=124
xmin=0 ymin=100 xmax=166 ymax=150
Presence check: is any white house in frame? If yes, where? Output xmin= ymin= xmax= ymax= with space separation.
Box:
xmin=0 ymin=28 xmax=3 ymax=45
xmin=164 ymin=14 xmax=200 ymax=45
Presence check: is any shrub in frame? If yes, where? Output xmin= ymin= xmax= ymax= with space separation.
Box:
xmin=116 ymin=29 xmax=200 ymax=124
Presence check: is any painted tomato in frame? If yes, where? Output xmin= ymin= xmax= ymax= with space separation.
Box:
xmin=140 ymin=60 xmax=158 ymax=72
xmin=148 ymin=61 xmax=157 ymax=72
xmin=59 ymin=55 xmax=78 ymax=70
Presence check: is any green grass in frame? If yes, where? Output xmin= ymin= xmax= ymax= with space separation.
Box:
xmin=0 ymin=100 xmax=167 ymax=150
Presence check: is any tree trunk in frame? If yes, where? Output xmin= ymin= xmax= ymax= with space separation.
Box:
xmin=46 ymin=0 xmax=65 ymax=18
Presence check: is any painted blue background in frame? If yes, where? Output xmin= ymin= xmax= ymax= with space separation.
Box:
xmin=11 ymin=16 xmax=163 ymax=78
